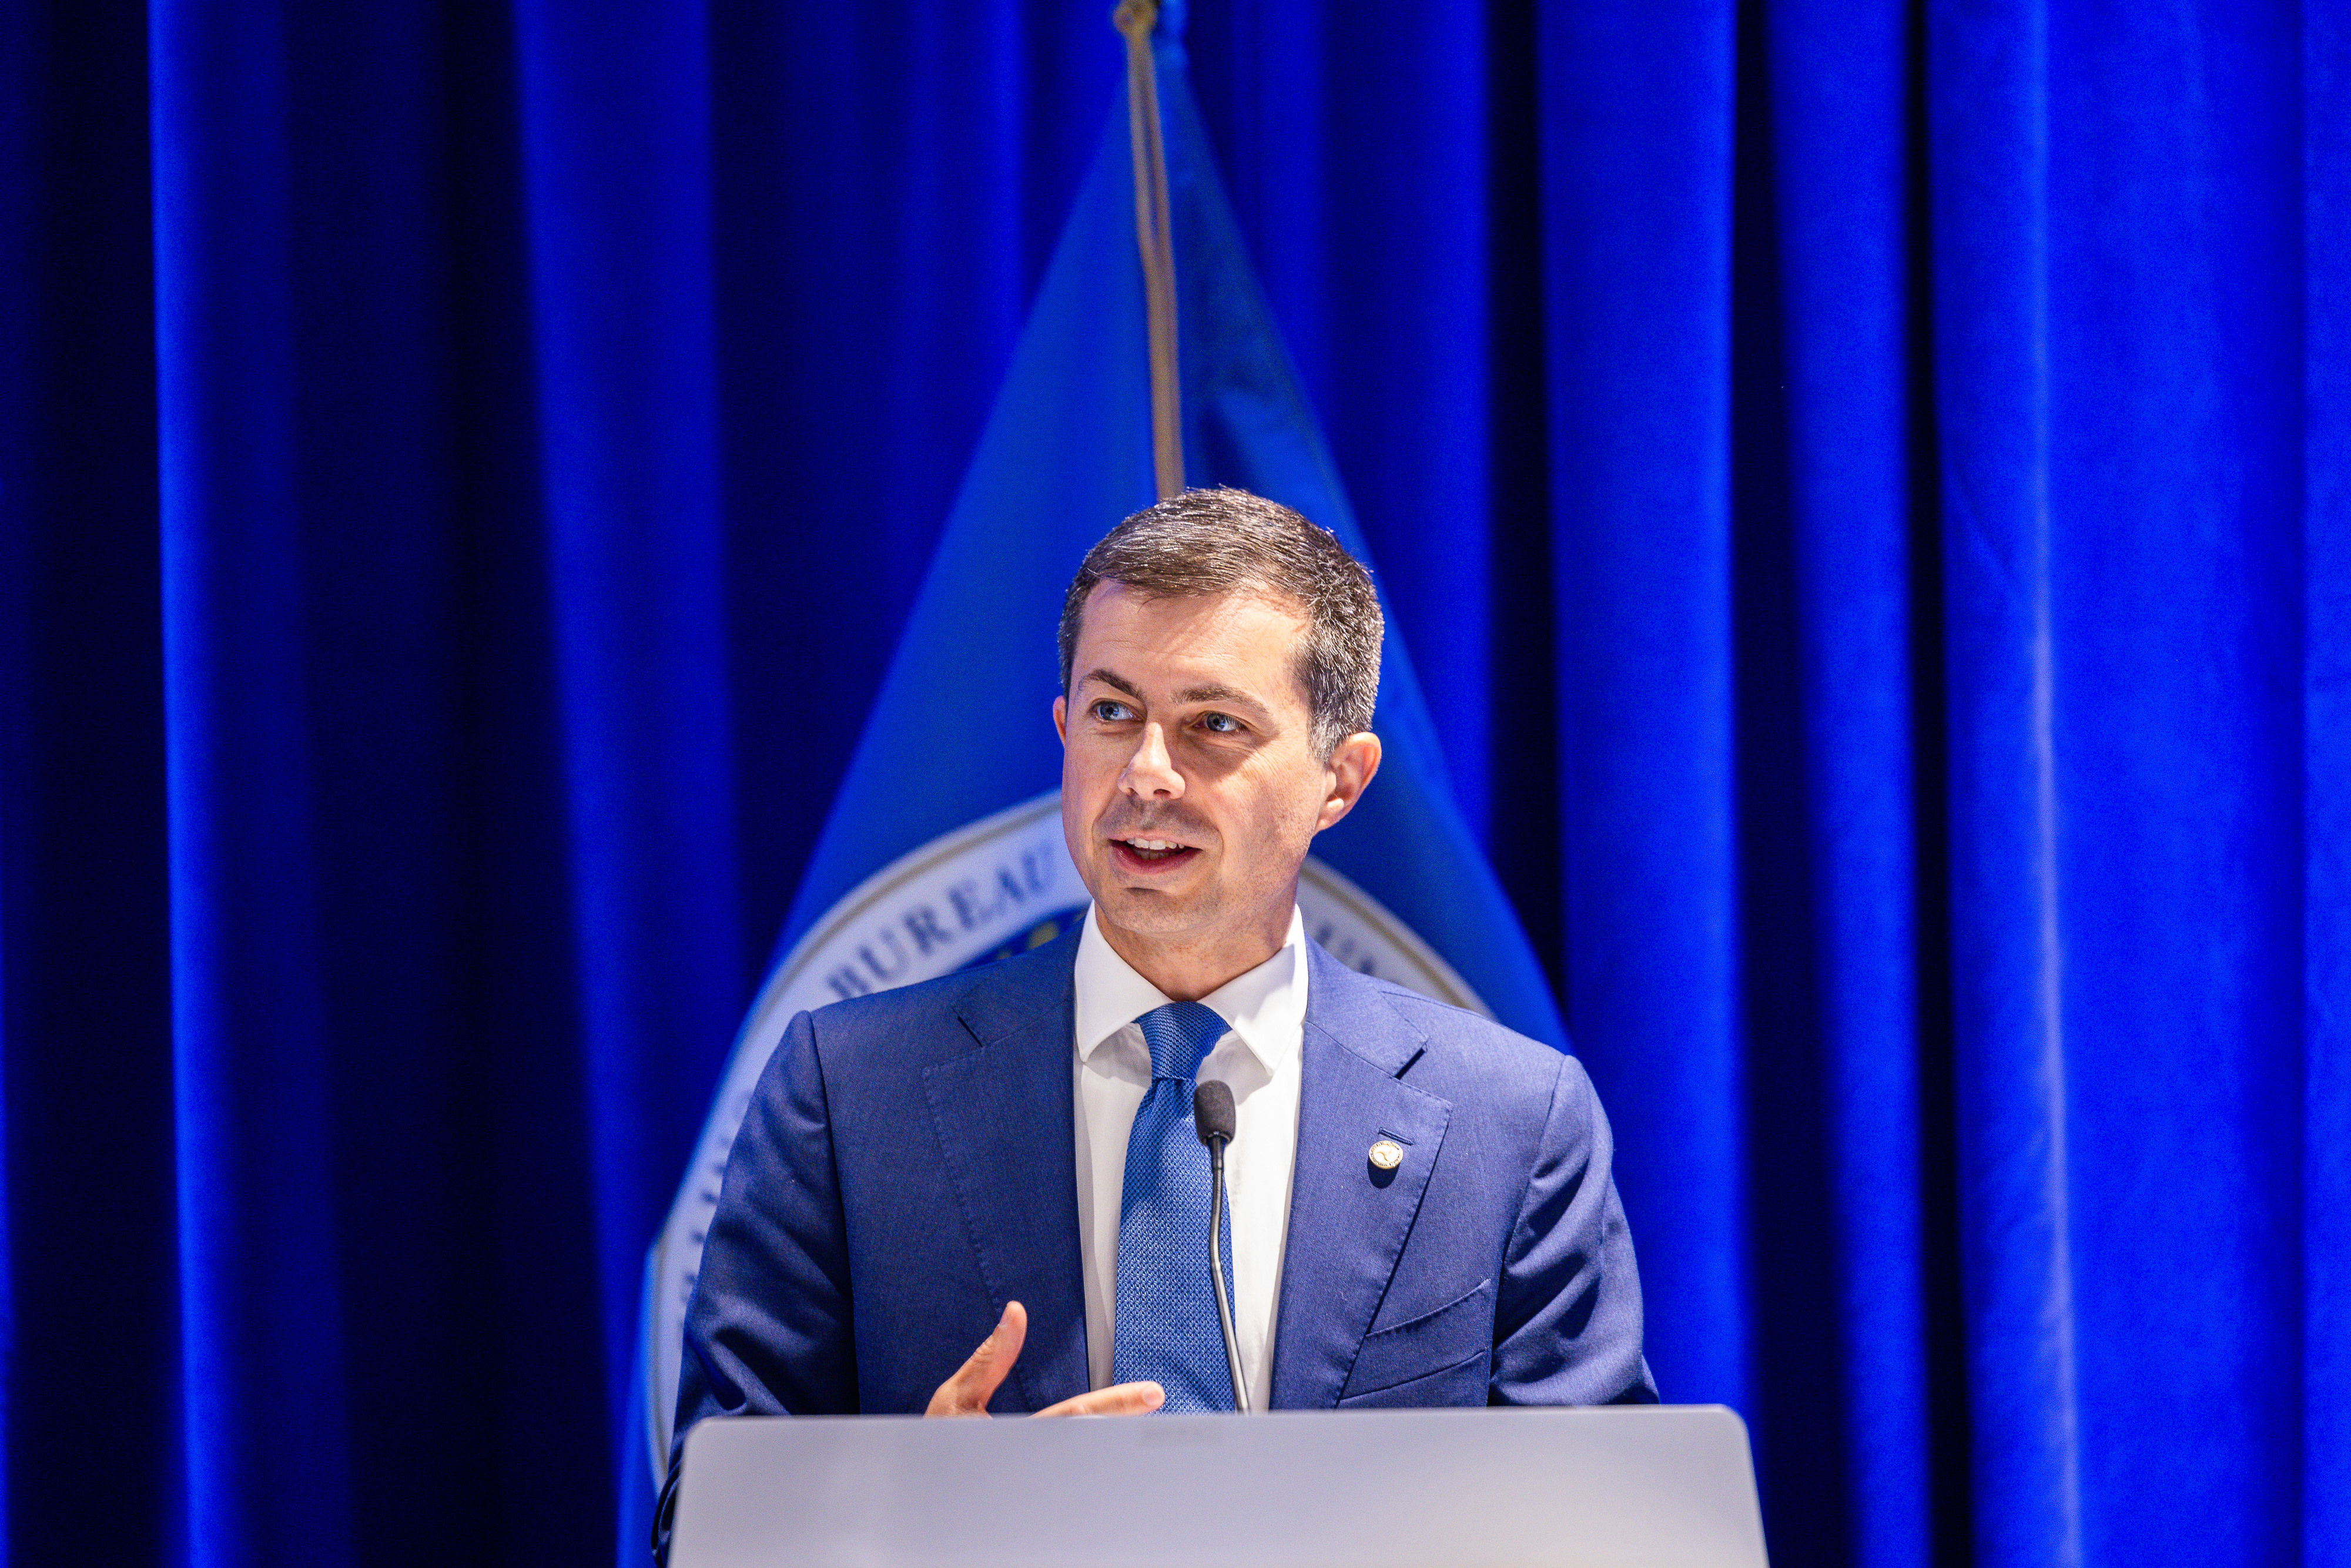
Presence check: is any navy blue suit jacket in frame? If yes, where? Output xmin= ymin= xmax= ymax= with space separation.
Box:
xmin=672 ymin=924 xmax=1653 ymax=1456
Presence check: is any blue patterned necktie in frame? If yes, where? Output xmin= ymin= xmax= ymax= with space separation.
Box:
xmin=1111 ymin=1000 xmax=1238 ymax=1412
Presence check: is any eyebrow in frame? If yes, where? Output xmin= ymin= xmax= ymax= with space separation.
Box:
xmin=1175 ymin=683 xmax=1267 ymax=714
xmin=1080 ymin=668 xmax=1143 ymax=699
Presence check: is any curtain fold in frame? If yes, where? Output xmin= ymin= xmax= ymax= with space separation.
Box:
xmin=512 ymin=0 xmax=746 ymax=1472
xmin=0 ymin=1 xmax=2339 ymax=1564
xmin=1536 ymin=0 xmax=1750 ymax=1426
xmin=1754 ymin=3 xmax=1934 ymax=1561
xmin=1927 ymin=6 xmax=2082 ymax=1564
xmin=152 ymin=0 xmax=358 ymax=1558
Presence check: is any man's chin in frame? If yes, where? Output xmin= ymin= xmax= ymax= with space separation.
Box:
xmin=1090 ymin=886 xmax=1216 ymax=940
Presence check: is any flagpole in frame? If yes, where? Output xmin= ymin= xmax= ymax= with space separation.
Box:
xmin=1113 ymin=0 xmax=1184 ymax=498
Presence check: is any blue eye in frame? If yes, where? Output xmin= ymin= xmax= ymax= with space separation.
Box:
xmin=1091 ymin=699 xmax=1135 ymax=722
xmin=1200 ymin=712 xmax=1241 ymax=734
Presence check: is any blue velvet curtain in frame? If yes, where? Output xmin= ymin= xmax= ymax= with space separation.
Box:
xmin=1 ymin=2 xmax=2340 ymax=1566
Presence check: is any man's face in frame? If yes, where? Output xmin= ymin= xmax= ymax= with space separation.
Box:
xmin=1054 ymin=582 xmax=1377 ymax=969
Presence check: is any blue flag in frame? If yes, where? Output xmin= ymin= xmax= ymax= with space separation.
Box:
xmin=622 ymin=15 xmax=1565 ymax=1546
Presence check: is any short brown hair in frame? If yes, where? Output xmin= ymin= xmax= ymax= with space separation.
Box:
xmin=1059 ymin=487 xmax=1383 ymax=757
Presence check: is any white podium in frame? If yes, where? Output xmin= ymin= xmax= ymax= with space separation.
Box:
xmin=671 ymin=1405 xmax=1768 ymax=1567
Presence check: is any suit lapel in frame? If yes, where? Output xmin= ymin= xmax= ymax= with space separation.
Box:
xmin=1270 ymin=947 xmax=1452 ymax=1409
xmin=921 ymin=933 xmax=1090 ymax=1412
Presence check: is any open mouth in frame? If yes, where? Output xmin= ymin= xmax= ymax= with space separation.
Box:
xmin=1110 ymin=836 xmax=1202 ymax=874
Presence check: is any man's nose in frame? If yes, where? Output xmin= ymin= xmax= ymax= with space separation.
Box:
xmin=1118 ymin=722 xmax=1184 ymax=798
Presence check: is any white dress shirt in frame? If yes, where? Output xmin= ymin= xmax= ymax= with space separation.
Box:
xmin=1071 ymin=903 xmax=1307 ymax=1412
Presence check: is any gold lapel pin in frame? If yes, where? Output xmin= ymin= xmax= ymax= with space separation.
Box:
xmin=1368 ymin=1139 xmax=1404 ymax=1171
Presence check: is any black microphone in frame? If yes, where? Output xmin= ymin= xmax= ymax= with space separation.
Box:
xmin=1192 ymin=1080 xmax=1250 ymax=1413
xmin=1193 ymin=1078 xmax=1237 ymax=1147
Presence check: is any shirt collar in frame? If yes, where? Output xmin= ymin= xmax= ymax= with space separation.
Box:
xmin=1071 ymin=904 xmax=1308 ymax=1076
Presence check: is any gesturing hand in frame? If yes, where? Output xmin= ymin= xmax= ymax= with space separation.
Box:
xmin=925 ymin=1301 xmax=1164 ymax=1418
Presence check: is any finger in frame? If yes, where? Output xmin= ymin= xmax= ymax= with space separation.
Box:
xmin=925 ymin=1301 xmax=1029 ymax=1417
xmin=1036 ymin=1381 xmax=1164 ymax=1418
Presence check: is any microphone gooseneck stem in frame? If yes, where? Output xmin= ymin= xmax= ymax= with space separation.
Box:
xmin=1207 ymin=1135 xmax=1250 ymax=1413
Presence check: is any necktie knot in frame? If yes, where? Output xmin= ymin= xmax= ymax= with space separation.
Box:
xmin=1136 ymin=1001 xmax=1225 ymax=1081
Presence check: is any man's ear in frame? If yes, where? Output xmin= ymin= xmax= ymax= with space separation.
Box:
xmin=1053 ymin=693 xmax=1069 ymax=745
xmin=1315 ymin=732 xmax=1382 ymax=832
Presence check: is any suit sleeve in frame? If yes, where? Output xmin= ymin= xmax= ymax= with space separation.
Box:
xmin=1489 ymin=1052 xmax=1659 ymax=1405
xmin=655 ymin=1008 xmax=858 ymax=1559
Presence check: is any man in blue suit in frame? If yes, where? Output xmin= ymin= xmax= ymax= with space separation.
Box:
xmin=662 ymin=488 xmax=1653 ymax=1542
